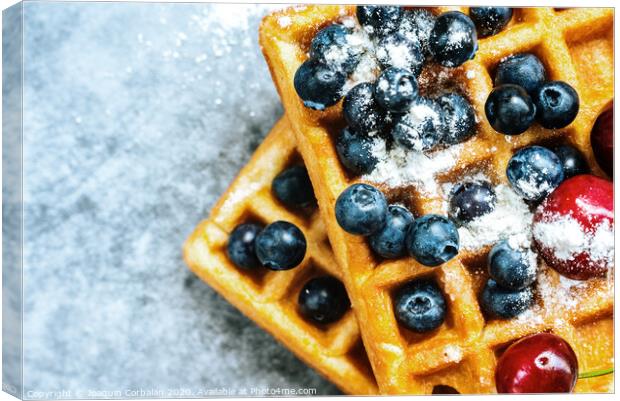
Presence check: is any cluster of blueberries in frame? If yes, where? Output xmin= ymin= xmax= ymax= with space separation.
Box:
xmin=334 ymin=136 xmax=589 ymax=320
xmin=228 ymin=7 xmax=590 ymax=332
xmin=227 ymin=165 xmax=350 ymax=325
xmin=294 ymin=6 xmax=501 ymax=177
xmin=296 ymin=6 xmax=554 ymax=328
xmin=485 ymin=52 xmax=580 ymax=135
xmin=480 ymin=141 xmax=589 ymax=318
xmin=335 ymin=183 xmax=457 ymax=331
xmin=481 ymin=141 xmax=588 ymax=317
xmin=295 ymin=6 xmax=477 ymax=110
xmin=336 ymin=184 xmax=458 ymax=266
xmin=447 ymin=180 xmax=538 ymax=318
xmin=451 ymin=140 xmax=588 ymax=318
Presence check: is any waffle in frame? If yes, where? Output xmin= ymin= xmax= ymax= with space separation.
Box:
xmin=260 ymin=5 xmax=613 ymax=394
xmin=183 ymin=117 xmax=378 ymax=395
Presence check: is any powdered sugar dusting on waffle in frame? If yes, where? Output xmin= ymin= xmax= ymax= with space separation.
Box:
xmin=539 ymin=265 xmax=597 ymax=314
xmin=343 ymin=52 xmax=381 ymax=93
xmin=375 ymin=36 xmax=417 ymax=70
xmin=277 ymin=15 xmax=292 ymax=28
xmin=220 ymin=182 xmax=263 ymax=216
xmin=363 ymin=139 xmax=461 ymax=194
xmin=514 ymin=306 xmax=545 ymax=326
xmin=456 ymin=184 xmax=534 ymax=251
xmin=532 ymin=262 xmax=613 ymax=317
xmin=442 ymin=345 xmax=463 ymax=363
xmin=340 ymin=18 xmax=381 ymax=92
xmin=533 ymin=215 xmax=614 ymax=264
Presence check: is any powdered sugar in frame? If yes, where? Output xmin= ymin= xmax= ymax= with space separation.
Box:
xmin=515 ymin=175 xmax=554 ymax=200
xmin=363 ymin=139 xmax=461 ymax=194
xmin=339 ymin=21 xmax=380 ymax=93
xmin=590 ymin=220 xmax=614 ymax=262
xmin=456 ymin=184 xmax=534 ymax=250
xmin=277 ymin=15 xmax=291 ymax=28
xmin=442 ymin=345 xmax=463 ymax=362
xmin=343 ymin=52 xmax=380 ymax=93
xmin=375 ymin=34 xmax=421 ymax=71
xmin=533 ymin=215 xmax=614 ymax=264
xmin=536 ymin=265 xmax=581 ymax=312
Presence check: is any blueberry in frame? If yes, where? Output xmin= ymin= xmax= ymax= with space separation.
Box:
xmin=374 ymin=67 xmax=418 ymax=113
xmin=343 ymin=82 xmax=386 ymax=133
xmin=227 ymin=223 xmax=263 ymax=270
xmin=298 ymin=276 xmax=350 ymax=324
xmin=310 ymin=24 xmax=361 ymax=74
xmin=392 ymin=97 xmax=445 ymax=151
xmin=449 ymin=181 xmax=496 ymax=223
xmin=335 ymin=183 xmax=388 ymax=236
xmin=394 ymin=279 xmax=446 ymax=332
xmin=375 ymin=33 xmax=425 ymax=76
xmin=485 ymin=84 xmax=536 ymax=135
xmin=533 ymin=81 xmax=580 ymax=129
xmin=369 ymin=205 xmax=415 ymax=259
xmin=398 ymin=9 xmax=437 ymax=58
xmin=495 ymin=53 xmax=546 ymax=95
xmin=469 ymin=7 xmax=513 ymax=38
xmin=255 ymin=221 xmax=306 ymax=270
xmin=506 ymin=146 xmax=564 ymax=202
xmin=552 ymin=144 xmax=589 ymax=179
xmin=272 ymin=165 xmax=315 ymax=208
xmin=406 ymin=214 xmax=459 ymax=267
xmin=356 ymin=5 xmax=403 ymax=36
xmin=480 ymin=279 xmax=534 ymax=319
xmin=436 ymin=93 xmax=476 ymax=145
xmin=294 ymin=59 xmax=345 ymax=111
xmin=429 ymin=11 xmax=478 ymax=68
xmin=335 ymin=127 xmax=378 ymax=176
xmin=488 ymin=240 xmax=536 ymax=290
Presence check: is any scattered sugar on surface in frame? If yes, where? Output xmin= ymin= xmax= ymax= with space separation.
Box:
xmin=534 ymin=261 xmax=613 ymax=317
xmin=516 ymin=176 xmax=553 ymax=200
xmin=363 ymin=139 xmax=461 ymax=194
xmin=590 ymin=220 xmax=614 ymax=263
xmin=277 ymin=15 xmax=291 ymax=28
xmin=457 ymin=184 xmax=534 ymax=250
xmin=536 ymin=266 xmax=578 ymax=311
xmin=532 ymin=215 xmax=584 ymax=260
xmin=558 ymin=274 xmax=587 ymax=290
xmin=396 ymin=101 xmax=444 ymax=151
xmin=341 ymin=27 xmax=380 ymax=93
xmin=533 ymin=215 xmax=614 ymax=264
xmin=375 ymin=37 xmax=415 ymax=70
xmin=443 ymin=345 xmax=463 ymax=362
xmin=514 ymin=305 xmax=545 ymax=326
xmin=380 ymin=342 xmax=404 ymax=356
xmin=220 ymin=182 xmax=263 ymax=216
xmin=340 ymin=15 xmax=356 ymax=29
xmin=343 ymin=52 xmax=381 ymax=92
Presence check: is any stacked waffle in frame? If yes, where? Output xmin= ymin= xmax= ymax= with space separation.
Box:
xmin=184 ymin=5 xmax=613 ymax=395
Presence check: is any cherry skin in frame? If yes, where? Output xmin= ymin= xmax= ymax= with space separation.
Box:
xmin=590 ymin=102 xmax=613 ymax=177
xmin=496 ymin=333 xmax=578 ymax=393
xmin=533 ymin=174 xmax=613 ymax=280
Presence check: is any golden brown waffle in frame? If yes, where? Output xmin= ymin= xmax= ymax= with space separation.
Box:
xmin=183 ymin=117 xmax=378 ymax=395
xmin=260 ymin=5 xmax=613 ymax=394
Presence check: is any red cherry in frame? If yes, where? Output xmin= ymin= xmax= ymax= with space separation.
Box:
xmin=533 ymin=175 xmax=613 ymax=280
xmin=496 ymin=333 xmax=578 ymax=393
xmin=591 ymin=103 xmax=613 ymax=177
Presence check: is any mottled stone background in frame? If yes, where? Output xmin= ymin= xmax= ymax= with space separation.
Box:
xmin=7 ymin=0 xmax=340 ymax=396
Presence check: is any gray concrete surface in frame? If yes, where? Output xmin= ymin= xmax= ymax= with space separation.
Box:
xmin=5 ymin=1 xmax=341 ymax=397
